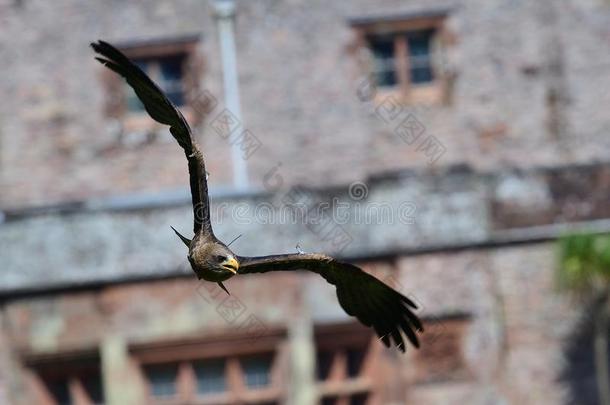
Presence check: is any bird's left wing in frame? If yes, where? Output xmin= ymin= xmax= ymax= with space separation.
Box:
xmin=91 ymin=40 xmax=212 ymax=235
xmin=237 ymin=253 xmax=423 ymax=351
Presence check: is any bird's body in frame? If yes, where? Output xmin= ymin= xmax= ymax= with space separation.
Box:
xmin=92 ymin=40 xmax=423 ymax=352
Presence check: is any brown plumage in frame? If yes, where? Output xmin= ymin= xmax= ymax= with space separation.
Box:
xmin=91 ymin=40 xmax=423 ymax=352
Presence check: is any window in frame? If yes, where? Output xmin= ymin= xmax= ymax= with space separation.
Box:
xmin=45 ymin=379 xmax=71 ymax=405
xmin=241 ymin=355 xmax=273 ymax=389
xmin=351 ymin=10 xmax=450 ymax=104
xmin=407 ymin=29 xmax=435 ymax=84
xmin=322 ymin=396 xmax=369 ymax=405
xmin=194 ymin=358 xmax=226 ymax=395
xmin=141 ymin=354 xmax=278 ymax=404
xmin=132 ymin=332 xmax=285 ymax=405
xmin=369 ymin=35 xmax=397 ymax=87
xmin=26 ymin=353 xmax=105 ymax=405
xmin=368 ymin=29 xmax=436 ymax=88
xmin=315 ymin=324 xmax=376 ymax=405
xmin=39 ymin=372 xmax=105 ymax=405
xmin=127 ymin=54 xmax=187 ymax=112
xmin=98 ymin=36 xmax=203 ymax=143
xmin=145 ymin=363 xmax=179 ymax=399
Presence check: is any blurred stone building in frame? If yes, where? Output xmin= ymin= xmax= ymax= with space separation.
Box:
xmin=1 ymin=0 xmax=610 ymax=404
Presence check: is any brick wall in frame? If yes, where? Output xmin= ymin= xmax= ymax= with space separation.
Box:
xmin=0 ymin=243 xmax=585 ymax=404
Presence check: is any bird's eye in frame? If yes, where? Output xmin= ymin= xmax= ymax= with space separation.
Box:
xmin=215 ymin=255 xmax=227 ymax=262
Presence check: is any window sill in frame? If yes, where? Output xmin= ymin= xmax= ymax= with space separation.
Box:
xmin=151 ymin=387 xmax=282 ymax=405
xmin=122 ymin=106 xmax=196 ymax=133
xmin=317 ymin=377 xmax=372 ymax=396
xmin=373 ymin=81 xmax=447 ymax=106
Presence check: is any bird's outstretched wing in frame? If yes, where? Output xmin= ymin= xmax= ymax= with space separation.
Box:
xmin=237 ymin=253 xmax=423 ymax=351
xmin=91 ymin=40 xmax=212 ymax=235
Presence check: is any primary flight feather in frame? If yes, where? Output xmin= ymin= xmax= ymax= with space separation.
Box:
xmin=91 ymin=40 xmax=423 ymax=352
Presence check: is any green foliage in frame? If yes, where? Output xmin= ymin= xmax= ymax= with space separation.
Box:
xmin=557 ymin=233 xmax=610 ymax=294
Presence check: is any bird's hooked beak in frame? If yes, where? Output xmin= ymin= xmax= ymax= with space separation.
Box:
xmin=221 ymin=256 xmax=239 ymax=274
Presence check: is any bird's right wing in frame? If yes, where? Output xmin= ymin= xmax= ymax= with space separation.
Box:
xmin=91 ymin=40 xmax=212 ymax=235
xmin=237 ymin=253 xmax=423 ymax=351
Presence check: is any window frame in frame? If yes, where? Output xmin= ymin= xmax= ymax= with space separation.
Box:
xmin=314 ymin=323 xmax=379 ymax=405
xmin=125 ymin=53 xmax=189 ymax=113
xmin=98 ymin=36 xmax=203 ymax=138
xmin=351 ymin=12 xmax=450 ymax=105
xmin=130 ymin=329 xmax=287 ymax=405
xmin=24 ymin=349 xmax=105 ymax=405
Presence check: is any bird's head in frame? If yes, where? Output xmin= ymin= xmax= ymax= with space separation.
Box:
xmin=171 ymin=227 xmax=239 ymax=282
xmin=207 ymin=245 xmax=239 ymax=276
xmin=189 ymin=243 xmax=239 ymax=282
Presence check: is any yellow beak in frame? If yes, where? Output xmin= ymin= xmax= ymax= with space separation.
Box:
xmin=221 ymin=257 xmax=239 ymax=274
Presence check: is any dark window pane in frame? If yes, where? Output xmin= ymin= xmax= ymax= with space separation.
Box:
xmin=125 ymin=55 xmax=186 ymax=111
xmin=408 ymin=31 xmax=432 ymax=57
xmin=125 ymin=60 xmax=149 ymax=112
xmin=81 ymin=373 xmax=105 ymax=404
xmin=369 ymin=36 xmax=397 ymax=87
xmin=410 ymin=66 xmax=434 ymax=84
xmin=165 ymin=91 xmax=184 ymax=106
xmin=159 ymin=56 xmax=183 ymax=81
xmin=316 ymin=350 xmax=334 ymax=381
xmin=45 ymin=378 xmax=71 ymax=405
xmin=241 ymin=355 xmax=272 ymax=389
xmin=134 ymin=60 xmax=149 ymax=71
xmin=407 ymin=30 xmax=435 ymax=84
xmin=347 ymin=348 xmax=366 ymax=377
xmin=145 ymin=364 xmax=178 ymax=398
xmin=321 ymin=396 xmax=339 ymax=405
xmin=125 ymin=90 xmax=145 ymax=112
xmin=159 ymin=55 xmax=185 ymax=106
xmin=194 ymin=359 xmax=226 ymax=395
xmin=350 ymin=393 xmax=369 ymax=405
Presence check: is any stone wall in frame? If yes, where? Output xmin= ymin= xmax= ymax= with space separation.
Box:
xmin=2 ymin=162 xmax=610 ymax=294
xmin=2 ymin=0 xmax=610 ymax=208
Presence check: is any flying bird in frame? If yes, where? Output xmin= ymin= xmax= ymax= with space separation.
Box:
xmin=91 ymin=40 xmax=423 ymax=352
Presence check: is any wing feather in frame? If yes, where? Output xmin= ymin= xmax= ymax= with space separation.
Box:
xmin=91 ymin=40 xmax=212 ymax=235
xmin=237 ymin=253 xmax=423 ymax=351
